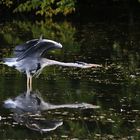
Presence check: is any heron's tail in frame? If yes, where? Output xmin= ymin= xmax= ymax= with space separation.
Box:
xmin=2 ymin=58 xmax=17 ymax=62
xmin=1 ymin=58 xmax=17 ymax=67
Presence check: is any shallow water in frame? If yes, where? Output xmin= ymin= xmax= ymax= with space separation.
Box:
xmin=0 ymin=20 xmax=140 ymax=139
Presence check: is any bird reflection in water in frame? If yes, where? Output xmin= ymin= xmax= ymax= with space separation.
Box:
xmin=4 ymin=89 xmax=100 ymax=133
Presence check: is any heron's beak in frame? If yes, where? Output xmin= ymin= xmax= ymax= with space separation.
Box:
xmin=89 ymin=64 xmax=102 ymax=68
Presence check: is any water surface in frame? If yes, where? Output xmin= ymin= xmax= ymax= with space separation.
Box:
xmin=0 ymin=20 xmax=140 ymax=139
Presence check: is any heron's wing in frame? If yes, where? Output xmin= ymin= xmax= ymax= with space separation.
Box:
xmin=16 ymin=39 xmax=62 ymax=61
xmin=13 ymin=39 xmax=39 ymax=57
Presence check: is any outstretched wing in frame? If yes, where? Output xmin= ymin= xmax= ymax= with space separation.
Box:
xmin=13 ymin=39 xmax=39 ymax=57
xmin=15 ymin=39 xmax=62 ymax=61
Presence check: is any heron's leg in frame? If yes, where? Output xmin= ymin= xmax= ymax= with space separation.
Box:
xmin=29 ymin=76 xmax=32 ymax=91
xmin=27 ymin=76 xmax=30 ymax=91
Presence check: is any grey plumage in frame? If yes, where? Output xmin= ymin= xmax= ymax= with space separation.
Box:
xmin=15 ymin=38 xmax=62 ymax=61
xmin=3 ymin=37 xmax=62 ymax=89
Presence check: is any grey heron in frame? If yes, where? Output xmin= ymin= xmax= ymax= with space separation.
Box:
xmin=2 ymin=37 xmax=101 ymax=89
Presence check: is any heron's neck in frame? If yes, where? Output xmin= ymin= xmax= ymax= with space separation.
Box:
xmin=42 ymin=58 xmax=85 ymax=68
xmin=42 ymin=58 xmax=101 ymax=68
